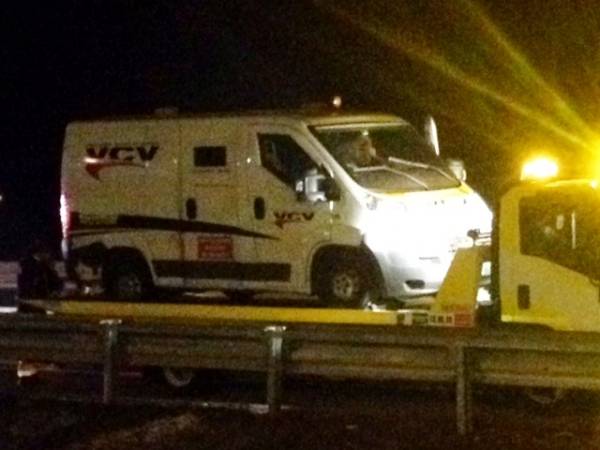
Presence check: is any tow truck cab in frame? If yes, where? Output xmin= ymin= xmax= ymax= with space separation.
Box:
xmin=494 ymin=179 xmax=600 ymax=332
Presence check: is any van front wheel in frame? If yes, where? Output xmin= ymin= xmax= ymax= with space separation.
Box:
xmin=318 ymin=256 xmax=376 ymax=309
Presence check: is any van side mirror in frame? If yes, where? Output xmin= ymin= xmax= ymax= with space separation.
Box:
xmin=446 ymin=158 xmax=467 ymax=182
xmin=423 ymin=115 xmax=440 ymax=156
xmin=295 ymin=172 xmax=340 ymax=202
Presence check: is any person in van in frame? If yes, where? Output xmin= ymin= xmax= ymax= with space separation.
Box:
xmin=342 ymin=134 xmax=384 ymax=169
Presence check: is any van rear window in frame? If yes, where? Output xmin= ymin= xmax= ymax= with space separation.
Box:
xmin=194 ymin=146 xmax=226 ymax=167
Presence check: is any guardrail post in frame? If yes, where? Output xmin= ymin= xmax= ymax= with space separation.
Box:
xmin=455 ymin=343 xmax=472 ymax=436
xmin=265 ymin=325 xmax=286 ymax=415
xmin=100 ymin=319 xmax=122 ymax=405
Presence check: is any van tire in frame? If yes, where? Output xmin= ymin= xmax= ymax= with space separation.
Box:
xmin=163 ymin=367 xmax=195 ymax=389
xmin=104 ymin=253 xmax=153 ymax=301
xmin=316 ymin=254 xmax=376 ymax=309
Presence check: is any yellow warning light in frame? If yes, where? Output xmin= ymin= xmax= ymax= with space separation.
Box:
xmin=520 ymin=157 xmax=559 ymax=181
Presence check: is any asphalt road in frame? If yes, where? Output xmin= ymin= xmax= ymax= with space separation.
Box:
xmin=2 ymin=366 xmax=600 ymax=450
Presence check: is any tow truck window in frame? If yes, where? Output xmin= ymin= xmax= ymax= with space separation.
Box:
xmin=258 ymin=134 xmax=316 ymax=189
xmin=520 ymin=188 xmax=600 ymax=278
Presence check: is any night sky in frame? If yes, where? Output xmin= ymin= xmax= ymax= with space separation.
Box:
xmin=2 ymin=0 xmax=600 ymax=259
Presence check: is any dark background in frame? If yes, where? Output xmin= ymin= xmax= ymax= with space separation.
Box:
xmin=2 ymin=0 xmax=599 ymax=259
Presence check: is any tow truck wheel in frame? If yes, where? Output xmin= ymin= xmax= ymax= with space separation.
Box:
xmin=319 ymin=256 xmax=375 ymax=309
xmin=163 ymin=367 xmax=195 ymax=388
xmin=524 ymin=387 xmax=566 ymax=405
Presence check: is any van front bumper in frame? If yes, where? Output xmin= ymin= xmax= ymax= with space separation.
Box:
xmin=375 ymin=251 xmax=491 ymax=300
xmin=377 ymin=255 xmax=452 ymax=298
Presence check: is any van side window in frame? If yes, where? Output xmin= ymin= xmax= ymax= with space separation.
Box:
xmin=258 ymin=134 xmax=316 ymax=188
xmin=194 ymin=146 xmax=226 ymax=167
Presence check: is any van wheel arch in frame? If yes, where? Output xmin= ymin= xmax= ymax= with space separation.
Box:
xmin=102 ymin=248 xmax=154 ymax=300
xmin=311 ymin=245 xmax=384 ymax=307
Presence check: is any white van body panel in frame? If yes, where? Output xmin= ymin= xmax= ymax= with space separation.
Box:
xmin=62 ymin=120 xmax=183 ymax=287
xmin=61 ymin=111 xmax=492 ymax=300
xmin=175 ymin=118 xmax=254 ymax=292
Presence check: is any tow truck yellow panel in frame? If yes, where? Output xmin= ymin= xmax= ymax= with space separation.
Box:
xmin=22 ymin=300 xmax=399 ymax=326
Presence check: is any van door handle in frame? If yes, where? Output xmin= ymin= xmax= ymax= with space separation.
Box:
xmin=186 ymin=198 xmax=197 ymax=220
xmin=254 ymin=197 xmax=265 ymax=220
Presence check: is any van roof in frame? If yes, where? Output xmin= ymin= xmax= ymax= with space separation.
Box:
xmin=67 ymin=108 xmax=408 ymax=128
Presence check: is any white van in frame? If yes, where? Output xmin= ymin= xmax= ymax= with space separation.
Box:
xmin=60 ymin=109 xmax=492 ymax=307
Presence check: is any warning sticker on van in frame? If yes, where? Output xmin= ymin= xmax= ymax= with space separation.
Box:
xmin=197 ymin=236 xmax=233 ymax=260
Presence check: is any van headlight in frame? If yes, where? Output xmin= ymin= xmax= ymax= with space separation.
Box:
xmin=362 ymin=201 xmax=411 ymax=250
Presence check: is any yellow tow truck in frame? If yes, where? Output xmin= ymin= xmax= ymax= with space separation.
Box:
xmin=18 ymin=158 xmax=600 ymax=395
xmin=422 ymin=155 xmax=600 ymax=334
xmin=20 ymin=155 xmax=600 ymax=334
xmin=23 ymin=173 xmax=600 ymax=334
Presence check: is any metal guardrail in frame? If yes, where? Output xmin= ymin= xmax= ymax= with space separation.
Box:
xmin=1 ymin=314 xmax=600 ymax=435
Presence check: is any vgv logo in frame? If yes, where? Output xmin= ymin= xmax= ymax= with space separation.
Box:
xmin=273 ymin=211 xmax=315 ymax=229
xmin=85 ymin=143 xmax=158 ymax=180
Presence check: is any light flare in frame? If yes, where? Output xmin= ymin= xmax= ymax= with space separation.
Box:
xmin=315 ymin=1 xmax=600 ymax=154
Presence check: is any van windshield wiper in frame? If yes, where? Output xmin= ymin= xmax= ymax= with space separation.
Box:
xmin=387 ymin=157 xmax=456 ymax=182
xmin=352 ymin=165 xmax=429 ymax=189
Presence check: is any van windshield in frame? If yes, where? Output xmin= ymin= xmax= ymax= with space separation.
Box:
xmin=311 ymin=124 xmax=460 ymax=192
